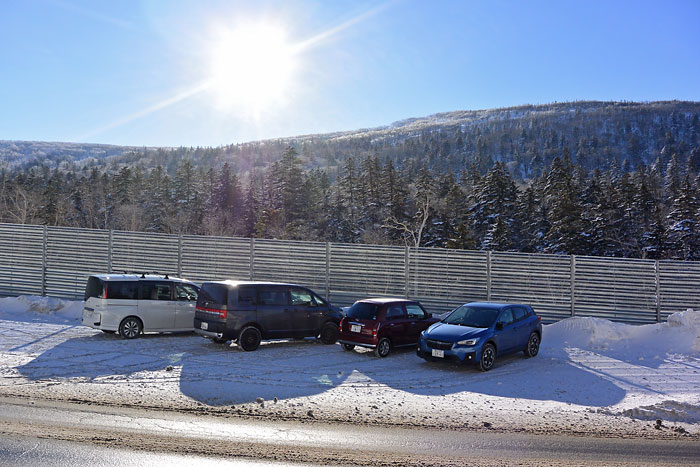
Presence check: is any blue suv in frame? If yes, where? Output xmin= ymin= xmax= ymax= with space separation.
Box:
xmin=417 ymin=302 xmax=542 ymax=371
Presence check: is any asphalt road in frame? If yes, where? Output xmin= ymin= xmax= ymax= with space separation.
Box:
xmin=0 ymin=397 xmax=698 ymax=466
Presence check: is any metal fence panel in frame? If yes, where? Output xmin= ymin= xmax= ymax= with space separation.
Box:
xmin=329 ymin=243 xmax=405 ymax=307
xmin=253 ymin=239 xmax=327 ymax=293
xmin=659 ymin=260 xmax=700 ymax=321
xmin=408 ymin=248 xmax=488 ymax=315
xmin=2 ymin=222 xmax=700 ymax=324
xmin=111 ymin=230 xmax=179 ymax=276
xmin=574 ymin=256 xmax=657 ymax=324
xmin=181 ymin=235 xmax=250 ymax=283
xmin=45 ymin=227 xmax=109 ymax=299
xmin=0 ymin=223 xmax=44 ymax=296
xmin=490 ymin=252 xmax=571 ymax=322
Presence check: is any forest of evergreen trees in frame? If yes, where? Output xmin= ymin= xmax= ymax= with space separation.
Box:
xmin=1 ymin=101 xmax=699 ymax=260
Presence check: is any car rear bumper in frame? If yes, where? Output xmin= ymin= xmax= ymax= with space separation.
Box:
xmin=339 ymin=338 xmax=377 ymax=349
xmin=194 ymin=329 xmax=225 ymax=339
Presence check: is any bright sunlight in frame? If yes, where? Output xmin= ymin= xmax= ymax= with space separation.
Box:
xmin=207 ymin=21 xmax=296 ymax=115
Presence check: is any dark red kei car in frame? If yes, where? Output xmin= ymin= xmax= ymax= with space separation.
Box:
xmin=338 ymin=298 xmax=439 ymax=357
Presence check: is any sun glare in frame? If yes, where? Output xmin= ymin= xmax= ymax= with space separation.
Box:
xmin=207 ymin=22 xmax=296 ymax=115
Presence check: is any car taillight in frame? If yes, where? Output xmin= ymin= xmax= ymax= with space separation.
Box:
xmin=339 ymin=317 xmax=345 ymax=331
xmin=102 ymin=285 xmax=107 ymax=299
xmin=537 ymin=316 xmax=541 ymax=322
xmin=197 ymin=306 xmax=227 ymax=320
xmin=372 ymin=323 xmax=378 ymax=337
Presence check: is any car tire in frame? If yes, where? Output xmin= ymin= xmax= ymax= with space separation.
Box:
xmin=238 ymin=326 xmax=261 ymax=351
xmin=319 ymin=322 xmax=339 ymax=345
xmin=374 ymin=338 xmax=391 ymax=358
xmin=342 ymin=343 xmax=355 ymax=351
xmin=479 ymin=343 xmax=496 ymax=371
xmin=119 ymin=317 xmax=142 ymax=339
xmin=524 ymin=332 xmax=540 ymax=357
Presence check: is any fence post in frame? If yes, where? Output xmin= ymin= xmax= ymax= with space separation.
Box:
xmin=486 ymin=250 xmax=492 ymax=301
xmin=570 ymin=255 xmax=576 ymax=317
xmin=107 ymin=230 xmax=113 ymax=273
xmin=655 ymin=260 xmax=661 ymax=323
xmin=249 ymin=238 xmax=255 ymax=280
xmin=326 ymin=242 xmax=331 ymax=301
xmin=41 ymin=225 xmax=47 ymax=297
xmin=405 ymin=246 xmax=410 ymax=299
xmin=177 ymin=234 xmax=183 ymax=277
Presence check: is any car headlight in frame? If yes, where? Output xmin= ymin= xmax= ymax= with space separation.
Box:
xmin=457 ymin=338 xmax=479 ymax=346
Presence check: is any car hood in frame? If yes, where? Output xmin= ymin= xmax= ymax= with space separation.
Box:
xmin=424 ymin=322 xmax=488 ymax=341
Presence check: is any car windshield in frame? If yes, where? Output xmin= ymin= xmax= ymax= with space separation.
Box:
xmin=443 ymin=306 xmax=499 ymax=328
xmin=346 ymin=302 xmax=380 ymax=320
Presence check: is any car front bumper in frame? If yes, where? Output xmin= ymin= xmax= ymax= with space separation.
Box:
xmin=416 ymin=339 xmax=478 ymax=363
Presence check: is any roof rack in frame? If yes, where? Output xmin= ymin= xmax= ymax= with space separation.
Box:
xmin=118 ymin=271 xmax=170 ymax=279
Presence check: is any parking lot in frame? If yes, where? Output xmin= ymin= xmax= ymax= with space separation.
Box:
xmin=0 ymin=295 xmax=699 ymax=439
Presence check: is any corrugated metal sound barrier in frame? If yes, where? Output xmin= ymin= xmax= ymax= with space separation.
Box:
xmin=1 ymin=222 xmax=699 ymax=324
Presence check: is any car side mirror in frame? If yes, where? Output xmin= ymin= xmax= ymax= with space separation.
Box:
xmin=426 ymin=313 xmax=433 ymax=319
xmin=495 ymin=322 xmax=504 ymax=330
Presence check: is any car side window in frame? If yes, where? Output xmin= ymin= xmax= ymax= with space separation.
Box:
xmin=105 ymin=281 xmax=138 ymax=300
xmin=310 ymin=292 xmax=327 ymax=307
xmin=406 ymin=304 xmax=426 ymax=319
xmin=512 ymin=306 xmax=528 ymax=322
xmin=289 ymin=287 xmax=314 ymax=306
xmin=257 ymin=287 xmax=288 ymax=306
xmin=237 ymin=286 xmax=256 ymax=306
xmin=176 ymin=284 xmax=198 ymax=301
xmin=140 ymin=282 xmax=172 ymax=301
xmin=499 ymin=309 xmax=514 ymax=326
xmin=385 ymin=305 xmax=405 ymax=319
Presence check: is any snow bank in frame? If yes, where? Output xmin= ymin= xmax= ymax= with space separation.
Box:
xmin=620 ymin=400 xmax=700 ymax=423
xmin=0 ymin=295 xmax=82 ymax=324
xmin=543 ymin=309 xmax=700 ymax=356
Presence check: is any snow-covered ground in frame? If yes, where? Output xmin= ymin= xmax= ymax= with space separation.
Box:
xmin=0 ymin=295 xmax=698 ymax=438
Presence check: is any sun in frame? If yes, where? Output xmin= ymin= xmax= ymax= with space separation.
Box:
xmin=206 ymin=21 xmax=296 ymax=115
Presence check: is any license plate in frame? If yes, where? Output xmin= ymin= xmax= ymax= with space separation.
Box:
xmin=351 ymin=324 xmax=361 ymax=333
xmin=431 ymin=349 xmax=444 ymax=358
xmin=200 ymin=322 xmax=208 ymax=330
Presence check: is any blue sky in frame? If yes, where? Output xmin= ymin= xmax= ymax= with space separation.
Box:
xmin=1 ymin=0 xmax=699 ymax=147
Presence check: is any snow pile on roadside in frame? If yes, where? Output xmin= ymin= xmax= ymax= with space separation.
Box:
xmin=0 ymin=295 xmax=82 ymax=324
xmin=543 ymin=309 xmax=700 ymax=356
xmin=619 ymin=400 xmax=700 ymax=423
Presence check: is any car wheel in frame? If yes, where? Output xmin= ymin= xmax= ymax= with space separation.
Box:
xmin=212 ymin=336 xmax=228 ymax=344
xmin=319 ymin=322 xmax=339 ymax=345
xmin=342 ymin=343 xmax=355 ymax=351
xmin=479 ymin=343 xmax=496 ymax=371
xmin=238 ymin=326 xmax=261 ymax=352
xmin=374 ymin=338 xmax=391 ymax=358
xmin=525 ymin=332 xmax=540 ymax=357
xmin=119 ymin=317 xmax=142 ymax=339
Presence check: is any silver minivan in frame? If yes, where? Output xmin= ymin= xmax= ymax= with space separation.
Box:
xmin=82 ymin=274 xmax=200 ymax=339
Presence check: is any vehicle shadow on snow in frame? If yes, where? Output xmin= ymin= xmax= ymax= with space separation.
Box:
xmin=176 ymin=338 xmax=628 ymax=407
xmin=16 ymin=331 xmax=630 ymax=407
xmin=16 ymin=331 xmax=199 ymax=381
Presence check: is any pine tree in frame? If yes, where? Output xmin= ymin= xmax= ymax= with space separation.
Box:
xmin=543 ymin=155 xmax=588 ymax=254
xmin=666 ymin=173 xmax=700 ymax=260
xmin=470 ymin=162 xmax=518 ymax=250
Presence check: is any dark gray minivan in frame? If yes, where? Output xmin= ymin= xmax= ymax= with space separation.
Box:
xmin=194 ymin=281 xmax=343 ymax=351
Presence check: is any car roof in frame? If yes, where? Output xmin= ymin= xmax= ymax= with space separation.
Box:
xmin=90 ymin=274 xmax=194 ymax=283
xmin=202 ymin=280 xmax=303 ymax=288
xmin=464 ymin=302 xmax=526 ymax=309
xmin=356 ymin=297 xmax=416 ymax=305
